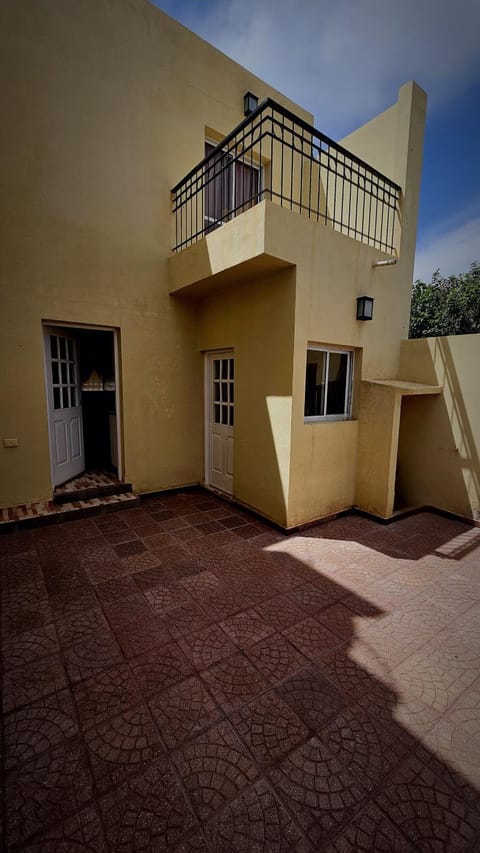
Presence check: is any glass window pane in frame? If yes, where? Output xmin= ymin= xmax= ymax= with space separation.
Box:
xmin=50 ymin=336 xmax=58 ymax=359
xmin=221 ymin=360 xmax=228 ymax=379
xmin=230 ymin=359 xmax=234 ymax=378
xmin=214 ymin=404 xmax=220 ymax=424
xmin=214 ymin=382 xmax=220 ymax=402
xmin=65 ymin=387 xmax=71 ymax=408
xmin=221 ymin=381 xmax=228 ymax=402
xmin=214 ymin=360 xmax=220 ymax=380
xmin=52 ymin=361 xmax=59 ymax=384
xmin=229 ymin=383 xmax=234 ymax=403
xmin=229 ymin=407 xmax=234 ymax=427
xmin=61 ymin=362 xmax=67 ymax=385
xmin=69 ymin=363 xmax=75 ymax=384
xmin=53 ymin=387 xmax=61 ymax=409
xmin=221 ymin=406 xmax=229 ymax=425
xmin=304 ymin=350 xmax=326 ymax=417
xmin=326 ymin=352 xmax=348 ymax=415
xmin=59 ymin=337 xmax=66 ymax=359
xmin=71 ymin=387 xmax=77 ymax=407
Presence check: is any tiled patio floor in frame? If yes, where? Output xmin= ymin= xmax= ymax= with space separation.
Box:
xmin=1 ymin=489 xmax=480 ymax=851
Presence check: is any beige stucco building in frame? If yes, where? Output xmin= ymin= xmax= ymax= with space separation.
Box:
xmin=1 ymin=0 xmax=479 ymax=527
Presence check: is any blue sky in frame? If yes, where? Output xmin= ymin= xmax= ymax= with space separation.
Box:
xmin=150 ymin=0 xmax=479 ymax=281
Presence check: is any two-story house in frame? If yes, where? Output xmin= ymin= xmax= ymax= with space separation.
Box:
xmin=2 ymin=0 xmax=476 ymax=529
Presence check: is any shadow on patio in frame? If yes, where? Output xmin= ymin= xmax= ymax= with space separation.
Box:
xmin=1 ymin=489 xmax=480 ymax=850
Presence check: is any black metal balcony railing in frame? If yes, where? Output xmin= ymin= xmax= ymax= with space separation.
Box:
xmin=171 ymin=98 xmax=401 ymax=255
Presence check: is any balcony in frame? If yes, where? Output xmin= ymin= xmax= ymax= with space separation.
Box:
xmin=171 ymin=98 xmax=401 ymax=258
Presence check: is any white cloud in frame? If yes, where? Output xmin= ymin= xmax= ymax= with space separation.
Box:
xmin=157 ymin=0 xmax=480 ymax=135
xmin=414 ymin=213 xmax=480 ymax=281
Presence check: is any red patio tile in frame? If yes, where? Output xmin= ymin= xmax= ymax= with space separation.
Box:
xmin=178 ymin=624 xmax=237 ymax=671
xmin=84 ymin=702 xmax=164 ymax=793
xmin=375 ymin=754 xmax=480 ymax=851
xmin=5 ymin=738 xmax=94 ymax=848
xmin=246 ymin=632 xmax=308 ymax=685
xmin=73 ymin=664 xmax=142 ymax=730
xmin=99 ymin=758 xmax=196 ymax=851
xmin=220 ymin=608 xmax=275 ymax=648
xmin=112 ymin=613 xmax=171 ymax=659
xmin=283 ymin=616 xmax=341 ymax=661
xmin=254 ymin=593 xmax=307 ymax=629
xmin=231 ymin=690 xmax=309 ymax=768
xmin=164 ymin=601 xmax=214 ymax=640
xmin=201 ymin=652 xmax=269 ymax=713
xmin=4 ymin=688 xmax=78 ymax=770
xmin=322 ymin=801 xmax=415 ymax=852
xmin=2 ymin=623 xmax=59 ymax=670
xmin=206 ymin=778 xmax=311 ymax=852
xmin=269 ymin=737 xmax=368 ymax=848
xmin=149 ymin=675 xmax=222 ymax=749
xmin=3 ymin=654 xmax=68 ymax=713
xmin=145 ymin=583 xmax=193 ymax=614
xmin=130 ymin=642 xmax=194 ymax=698
xmin=172 ymin=720 xmax=257 ymax=821
xmin=102 ymin=592 xmax=152 ymax=626
xmin=94 ymin=575 xmax=139 ymax=602
xmin=277 ymin=664 xmax=346 ymax=733
xmin=18 ymin=805 xmax=107 ymax=852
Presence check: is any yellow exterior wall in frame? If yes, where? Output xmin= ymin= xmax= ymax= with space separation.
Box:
xmin=397 ymin=335 xmax=480 ymax=520
xmin=198 ymin=270 xmax=296 ymax=527
xmin=0 ymin=0 xmax=310 ymax=508
xmin=0 ymin=1 xmax=430 ymax=528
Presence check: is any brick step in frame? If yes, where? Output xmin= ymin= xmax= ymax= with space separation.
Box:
xmin=0 ymin=490 xmax=140 ymax=532
xmin=53 ymin=480 xmax=133 ymax=505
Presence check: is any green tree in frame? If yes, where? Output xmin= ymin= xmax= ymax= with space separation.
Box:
xmin=409 ymin=262 xmax=480 ymax=339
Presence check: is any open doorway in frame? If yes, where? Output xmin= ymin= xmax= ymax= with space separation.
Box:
xmin=44 ymin=324 xmax=121 ymax=490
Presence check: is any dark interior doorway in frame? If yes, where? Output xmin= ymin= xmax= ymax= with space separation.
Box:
xmin=76 ymin=329 xmax=117 ymax=473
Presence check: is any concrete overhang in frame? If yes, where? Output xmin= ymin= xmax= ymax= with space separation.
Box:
xmin=365 ymin=379 xmax=442 ymax=396
xmin=168 ymin=201 xmax=296 ymax=297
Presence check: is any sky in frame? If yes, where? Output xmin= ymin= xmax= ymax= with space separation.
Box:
xmin=150 ymin=0 xmax=479 ymax=282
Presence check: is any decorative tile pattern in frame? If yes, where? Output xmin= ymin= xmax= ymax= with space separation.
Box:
xmin=246 ymin=633 xmax=307 ymax=685
xmin=173 ymin=720 xmax=257 ymax=821
xmin=221 ymin=608 xmax=275 ymax=648
xmin=278 ymin=664 xmax=345 ymax=732
xmin=283 ymin=617 xmax=341 ymax=661
xmin=231 ymin=690 xmax=309 ymax=768
xmin=19 ymin=804 xmax=107 ymax=852
xmin=322 ymin=801 xmax=415 ymax=852
xmin=84 ymin=703 xmax=164 ymax=793
xmin=207 ymin=778 xmax=312 ymax=852
xmin=179 ymin=624 xmax=237 ymax=671
xmin=269 ymin=737 xmax=368 ymax=847
xmin=201 ymin=652 xmax=269 ymax=713
xmin=73 ymin=664 xmax=142 ymax=729
xmin=130 ymin=642 xmax=194 ymax=698
xmin=4 ymin=689 xmax=78 ymax=770
xmin=149 ymin=675 xmax=222 ymax=749
xmin=5 ymin=739 xmax=94 ymax=847
xmin=375 ymin=754 xmax=480 ymax=851
xmin=3 ymin=655 xmax=68 ymax=713
xmin=99 ymin=758 xmax=196 ymax=851
xmin=2 ymin=623 xmax=60 ymax=670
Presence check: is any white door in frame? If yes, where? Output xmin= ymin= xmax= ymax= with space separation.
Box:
xmin=208 ymin=352 xmax=234 ymax=495
xmin=44 ymin=328 xmax=85 ymax=486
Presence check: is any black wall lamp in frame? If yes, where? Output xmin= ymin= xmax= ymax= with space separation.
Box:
xmin=244 ymin=91 xmax=259 ymax=116
xmin=356 ymin=295 xmax=374 ymax=321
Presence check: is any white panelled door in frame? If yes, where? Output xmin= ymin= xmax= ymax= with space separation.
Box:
xmin=208 ymin=352 xmax=234 ymax=495
xmin=44 ymin=328 xmax=85 ymax=486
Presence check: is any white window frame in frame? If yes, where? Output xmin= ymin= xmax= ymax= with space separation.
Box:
xmin=304 ymin=345 xmax=354 ymax=422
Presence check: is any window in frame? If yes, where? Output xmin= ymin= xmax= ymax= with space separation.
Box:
xmin=204 ymin=141 xmax=259 ymax=231
xmin=304 ymin=347 xmax=353 ymax=421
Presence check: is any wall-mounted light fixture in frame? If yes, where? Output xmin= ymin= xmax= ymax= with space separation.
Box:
xmin=372 ymin=258 xmax=397 ymax=268
xmin=244 ymin=92 xmax=259 ymax=116
xmin=356 ymin=295 xmax=374 ymax=321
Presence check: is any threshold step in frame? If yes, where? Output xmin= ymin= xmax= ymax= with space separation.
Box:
xmin=0 ymin=491 xmax=140 ymax=532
